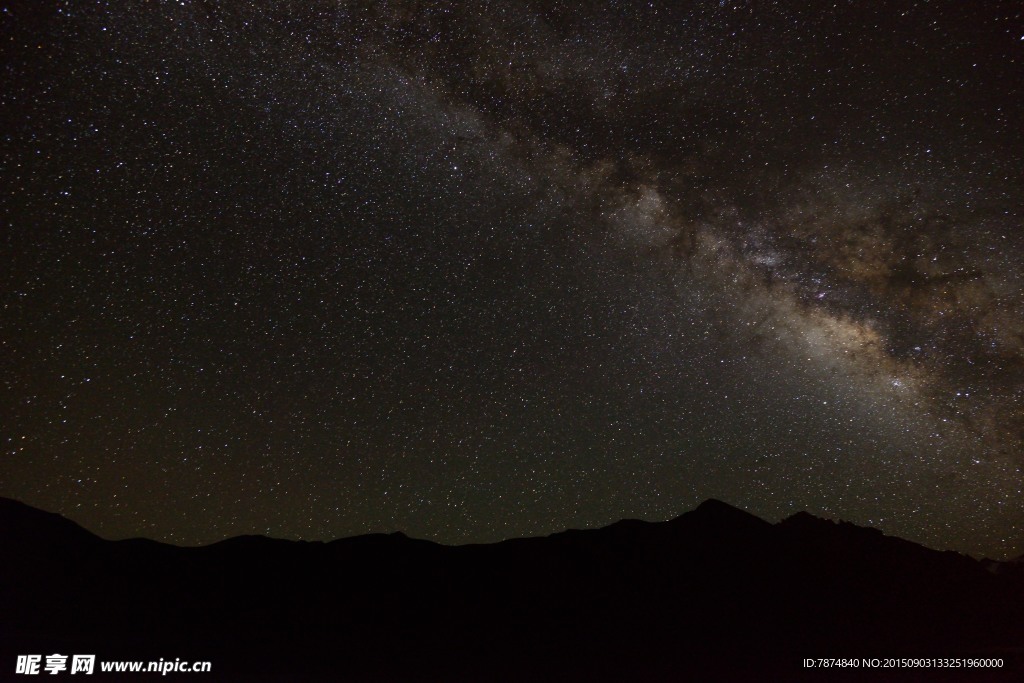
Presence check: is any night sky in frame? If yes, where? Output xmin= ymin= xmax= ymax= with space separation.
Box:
xmin=2 ymin=0 xmax=1022 ymax=559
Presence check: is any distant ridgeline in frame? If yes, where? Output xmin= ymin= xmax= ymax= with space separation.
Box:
xmin=2 ymin=497 xmax=1022 ymax=681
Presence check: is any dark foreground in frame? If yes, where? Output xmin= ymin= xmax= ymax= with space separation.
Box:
xmin=2 ymin=497 xmax=1022 ymax=681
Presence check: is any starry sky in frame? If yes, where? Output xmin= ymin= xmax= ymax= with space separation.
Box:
xmin=2 ymin=0 xmax=1022 ymax=559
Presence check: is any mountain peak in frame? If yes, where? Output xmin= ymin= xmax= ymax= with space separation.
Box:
xmin=665 ymin=499 xmax=773 ymax=541
xmin=688 ymin=498 xmax=767 ymax=526
xmin=780 ymin=510 xmax=829 ymax=525
xmin=695 ymin=498 xmax=741 ymax=514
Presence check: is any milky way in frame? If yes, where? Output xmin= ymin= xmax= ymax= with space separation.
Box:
xmin=2 ymin=0 xmax=1022 ymax=558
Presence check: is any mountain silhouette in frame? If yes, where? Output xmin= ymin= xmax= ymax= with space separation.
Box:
xmin=2 ymin=497 xmax=1022 ymax=681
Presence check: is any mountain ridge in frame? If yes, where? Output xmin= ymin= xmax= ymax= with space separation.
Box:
xmin=1 ymin=494 xmax=972 ymax=557
xmin=3 ymin=496 xmax=1022 ymax=681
